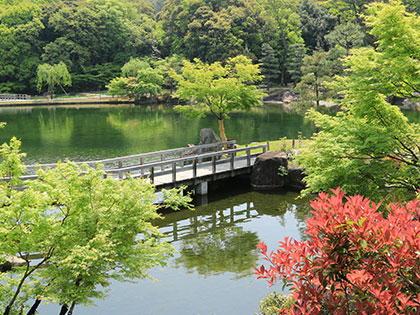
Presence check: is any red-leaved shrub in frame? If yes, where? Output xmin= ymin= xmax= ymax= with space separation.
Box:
xmin=255 ymin=188 xmax=420 ymax=314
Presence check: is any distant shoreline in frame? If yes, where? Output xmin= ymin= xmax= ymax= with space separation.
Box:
xmin=0 ymin=95 xmax=135 ymax=107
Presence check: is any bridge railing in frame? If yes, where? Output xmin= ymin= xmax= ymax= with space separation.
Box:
xmin=13 ymin=141 xmax=267 ymax=183
xmin=104 ymin=143 xmax=268 ymax=183
xmin=24 ymin=140 xmax=236 ymax=174
xmin=0 ymin=94 xmax=30 ymax=100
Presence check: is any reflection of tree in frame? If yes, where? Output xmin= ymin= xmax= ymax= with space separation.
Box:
xmin=251 ymin=191 xmax=312 ymax=239
xmin=174 ymin=226 xmax=260 ymax=279
xmin=37 ymin=108 xmax=74 ymax=146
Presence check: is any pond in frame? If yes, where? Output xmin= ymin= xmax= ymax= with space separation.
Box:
xmin=3 ymin=104 xmax=419 ymax=313
xmin=0 ymin=104 xmax=316 ymax=164
xmin=37 ymin=188 xmax=311 ymax=315
xmin=0 ymin=104 xmax=316 ymax=314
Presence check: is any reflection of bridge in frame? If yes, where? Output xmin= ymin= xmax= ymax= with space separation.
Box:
xmin=158 ymin=201 xmax=260 ymax=243
xmin=24 ymin=141 xmax=269 ymax=195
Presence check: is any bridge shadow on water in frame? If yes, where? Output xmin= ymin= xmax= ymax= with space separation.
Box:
xmin=154 ymin=177 xmax=312 ymax=278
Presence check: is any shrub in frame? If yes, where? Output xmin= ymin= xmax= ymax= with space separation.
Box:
xmin=256 ymin=291 xmax=295 ymax=315
xmin=255 ymin=188 xmax=420 ymax=314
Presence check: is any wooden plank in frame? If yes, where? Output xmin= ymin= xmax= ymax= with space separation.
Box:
xmin=193 ymin=159 xmax=197 ymax=178
xmin=230 ymin=153 xmax=234 ymax=170
xmin=172 ymin=162 xmax=176 ymax=182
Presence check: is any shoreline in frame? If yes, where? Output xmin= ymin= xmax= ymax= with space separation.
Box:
xmin=0 ymin=95 xmax=134 ymax=107
xmin=0 ymin=96 xmax=417 ymax=112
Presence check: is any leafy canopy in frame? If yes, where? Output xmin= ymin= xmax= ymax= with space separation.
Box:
xmin=0 ymin=137 xmax=191 ymax=314
xmin=171 ymin=55 xmax=265 ymax=141
xmin=36 ymin=61 xmax=71 ymax=97
xmin=296 ymin=0 xmax=420 ymax=201
xmin=172 ymin=55 xmax=264 ymax=119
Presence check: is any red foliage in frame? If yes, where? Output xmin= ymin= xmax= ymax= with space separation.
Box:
xmin=255 ymin=188 xmax=420 ymax=314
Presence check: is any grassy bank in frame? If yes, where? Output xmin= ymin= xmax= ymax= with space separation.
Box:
xmin=238 ymin=137 xmax=310 ymax=155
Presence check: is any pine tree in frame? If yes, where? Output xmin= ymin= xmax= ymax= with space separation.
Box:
xmin=286 ymin=43 xmax=306 ymax=86
xmin=260 ymin=43 xmax=280 ymax=90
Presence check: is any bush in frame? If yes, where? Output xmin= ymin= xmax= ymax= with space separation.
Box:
xmin=255 ymin=188 xmax=420 ymax=314
xmin=256 ymin=291 xmax=295 ymax=315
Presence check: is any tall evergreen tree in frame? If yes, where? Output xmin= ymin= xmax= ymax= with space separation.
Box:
xmin=260 ymin=43 xmax=280 ymax=89
xmin=286 ymin=43 xmax=306 ymax=86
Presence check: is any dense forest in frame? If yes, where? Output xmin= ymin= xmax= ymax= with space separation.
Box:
xmin=0 ymin=0 xmax=419 ymax=94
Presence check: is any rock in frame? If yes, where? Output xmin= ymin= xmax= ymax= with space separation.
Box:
xmin=401 ymin=98 xmax=420 ymax=111
xmin=199 ymin=128 xmax=223 ymax=153
xmin=388 ymin=95 xmax=420 ymax=111
xmin=251 ymin=151 xmax=288 ymax=189
xmin=0 ymin=254 xmax=26 ymax=272
xmin=263 ymin=92 xmax=280 ymax=102
xmin=199 ymin=128 xmax=221 ymax=145
xmin=262 ymin=90 xmax=298 ymax=103
xmin=281 ymin=90 xmax=298 ymax=103
xmin=287 ymin=164 xmax=306 ymax=190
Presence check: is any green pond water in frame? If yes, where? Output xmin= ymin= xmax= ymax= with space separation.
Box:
xmin=38 ymin=188 xmax=311 ymax=315
xmin=0 ymin=104 xmax=316 ymax=164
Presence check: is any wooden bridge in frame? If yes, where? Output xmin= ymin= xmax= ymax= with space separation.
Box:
xmin=23 ymin=141 xmax=269 ymax=194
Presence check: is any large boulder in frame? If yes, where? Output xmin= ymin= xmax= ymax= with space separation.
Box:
xmin=251 ymin=151 xmax=288 ymax=189
xmin=199 ymin=128 xmax=223 ymax=155
xmin=199 ymin=128 xmax=221 ymax=145
xmin=287 ymin=164 xmax=306 ymax=190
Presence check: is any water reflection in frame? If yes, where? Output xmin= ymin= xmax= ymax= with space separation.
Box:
xmin=153 ymin=189 xmax=311 ymax=279
xmin=0 ymin=104 xmax=317 ymax=164
xmin=175 ymin=226 xmax=259 ymax=278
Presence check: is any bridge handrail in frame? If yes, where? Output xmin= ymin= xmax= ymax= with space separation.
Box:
xmin=0 ymin=94 xmax=30 ymax=100
xmin=2 ymin=142 xmax=268 ymax=182
xmin=104 ymin=144 xmax=267 ymax=175
xmin=24 ymin=140 xmax=236 ymax=171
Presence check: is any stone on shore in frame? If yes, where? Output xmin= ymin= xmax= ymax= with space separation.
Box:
xmin=199 ymin=128 xmax=221 ymax=146
xmin=251 ymin=151 xmax=288 ymax=189
xmin=0 ymin=254 xmax=26 ymax=272
xmin=287 ymin=164 xmax=306 ymax=190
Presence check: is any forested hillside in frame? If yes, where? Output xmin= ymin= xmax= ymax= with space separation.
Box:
xmin=0 ymin=0 xmax=418 ymax=94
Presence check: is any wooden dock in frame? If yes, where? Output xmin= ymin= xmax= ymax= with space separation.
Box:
xmin=23 ymin=141 xmax=269 ymax=194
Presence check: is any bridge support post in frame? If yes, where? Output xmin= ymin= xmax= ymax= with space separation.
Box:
xmin=195 ymin=181 xmax=208 ymax=195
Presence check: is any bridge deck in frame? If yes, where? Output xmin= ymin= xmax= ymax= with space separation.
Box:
xmin=20 ymin=141 xmax=269 ymax=189
xmin=142 ymin=155 xmax=257 ymax=189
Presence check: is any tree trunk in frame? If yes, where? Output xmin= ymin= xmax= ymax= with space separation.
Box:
xmin=315 ymin=73 xmax=320 ymax=107
xmin=4 ymin=264 xmax=31 ymax=315
xmin=281 ymin=32 xmax=288 ymax=86
xmin=58 ymin=83 xmax=68 ymax=96
xmin=59 ymin=304 xmax=68 ymax=315
xmin=27 ymin=299 xmax=41 ymax=315
xmin=49 ymin=78 xmax=53 ymax=100
xmin=218 ymin=119 xmax=228 ymax=143
xmin=67 ymin=302 xmax=76 ymax=315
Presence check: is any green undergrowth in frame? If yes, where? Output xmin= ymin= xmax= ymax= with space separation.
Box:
xmin=237 ymin=137 xmax=310 ymax=156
